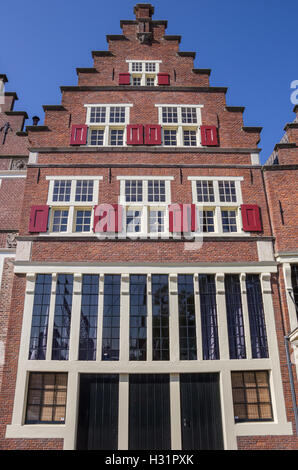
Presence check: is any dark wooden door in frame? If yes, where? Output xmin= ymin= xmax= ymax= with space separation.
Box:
xmin=76 ymin=374 xmax=119 ymax=450
xmin=180 ymin=373 xmax=224 ymax=450
xmin=129 ymin=374 xmax=171 ymax=450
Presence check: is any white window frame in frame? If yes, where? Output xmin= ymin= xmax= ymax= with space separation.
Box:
xmin=117 ymin=176 xmax=173 ymax=238
xmin=189 ymin=176 xmax=247 ymax=236
xmin=84 ymin=104 xmax=133 ymax=147
xmin=126 ymin=60 xmax=162 ymax=86
xmin=45 ymin=176 xmax=103 ymax=236
xmin=155 ymin=104 xmax=204 ymax=147
xmin=7 ymin=264 xmax=293 ymax=449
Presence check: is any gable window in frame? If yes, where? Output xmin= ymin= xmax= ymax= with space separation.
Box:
xmin=219 ymin=180 xmax=237 ymax=203
xmin=75 ymin=180 xmax=94 ymax=203
xmin=53 ymin=180 xmax=71 ymax=202
xmin=74 ymin=209 xmax=92 ymax=232
xmin=110 ymin=128 xmax=124 ymax=146
xmin=118 ymin=176 xmax=173 ymax=237
xmin=221 ymin=210 xmax=237 ymax=233
xmin=156 ymin=104 xmax=203 ymax=147
xmin=52 ymin=209 xmax=69 ymax=232
xmin=164 ymin=129 xmax=177 ymax=146
xmin=196 ymin=180 xmax=215 ymax=203
xmin=46 ymin=176 xmax=102 ymax=235
xmin=126 ymin=60 xmax=161 ymax=86
xmin=183 ymin=129 xmax=197 ymax=146
xmin=189 ymin=176 xmax=244 ymax=235
xmin=85 ymin=104 xmax=132 ymax=146
xmin=90 ymin=129 xmax=104 ymax=146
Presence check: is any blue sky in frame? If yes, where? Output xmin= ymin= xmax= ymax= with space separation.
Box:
xmin=1 ymin=0 xmax=297 ymax=163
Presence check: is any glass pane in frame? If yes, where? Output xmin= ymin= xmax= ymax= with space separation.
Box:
xmin=178 ymin=275 xmax=197 ymax=360
xmin=260 ymin=404 xmax=273 ymax=419
xmin=51 ymin=275 xmax=73 ymax=360
xmin=199 ymin=274 xmax=219 ymax=360
xmin=79 ymin=275 xmax=99 ymax=360
xmin=225 ymin=275 xmax=246 ymax=359
xmin=247 ymin=404 xmax=259 ymax=420
xmin=129 ymin=275 xmax=147 ymax=360
xmin=152 ymin=274 xmax=170 ymax=361
xmin=102 ymin=275 xmax=121 ymax=360
xmin=246 ymin=275 xmax=268 ymax=359
xmin=29 ymin=274 xmax=52 ymax=360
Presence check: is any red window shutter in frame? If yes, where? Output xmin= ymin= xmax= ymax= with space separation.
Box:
xmin=169 ymin=204 xmax=197 ymax=233
xmin=126 ymin=124 xmax=144 ymax=145
xmin=119 ymin=73 xmax=130 ymax=85
xmin=241 ymin=204 xmax=262 ymax=232
xmin=94 ymin=204 xmax=123 ymax=233
xmin=29 ymin=205 xmax=49 ymax=233
xmin=157 ymin=73 xmax=170 ymax=86
xmin=144 ymin=125 xmax=162 ymax=145
xmin=70 ymin=125 xmax=88 ymax=145
xmin=200 ymin=125 xmax=219 ymax=146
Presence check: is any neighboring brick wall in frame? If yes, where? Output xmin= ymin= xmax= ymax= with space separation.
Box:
xmin=264 ymin=169 xmax=298 ymax=253
xmin=0 ymin=258 xmax=14 ymax=392
xmin=0 ymin=79 xmax=29 ymax=449
xmin=0 ymin=178 xmax=25 ymax=230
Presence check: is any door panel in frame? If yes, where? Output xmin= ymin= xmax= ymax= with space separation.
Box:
xmin=76 ymin=374 xmax=119 ymax=450
xmin=180 ymin=373 xmax=224 ymax=450
xmin=129 ymin=374 xmax=171 ymax=450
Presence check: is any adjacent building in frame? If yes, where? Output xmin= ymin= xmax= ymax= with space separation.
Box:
xmin=0 ymin=74 xmax=28 ymax=392
xmin=0 ymin=4 xmax=297 ymax=450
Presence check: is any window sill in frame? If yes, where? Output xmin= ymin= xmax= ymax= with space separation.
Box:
xmin=6 ymin=423 xmax=67 ymax=439
xmin=25 ymin=233 xmax=263 ymax=242
xmin=234 ymin=420 xmax=293 ymax=436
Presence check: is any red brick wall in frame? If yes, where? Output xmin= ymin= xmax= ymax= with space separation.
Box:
xmin=1 ymin=5 xmax=297 ymax=451
xmin=264 ymin=169 xmax=298 ymax=253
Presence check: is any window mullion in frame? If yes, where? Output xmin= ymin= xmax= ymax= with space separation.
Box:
xmin=215 ymin=206 xmax=222 ymax=234
xmin=68 ymin=206 xmax=74 ymax=233
xmin=70 ymin=180 xmax=76 ymax=204
xmin=177 ymin=125 xmax=183 ymax=147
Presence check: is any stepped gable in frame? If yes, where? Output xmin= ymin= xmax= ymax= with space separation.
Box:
xmin=0 ymin=74 xmax=29 ymax=156
xmin=26 ymin=3 xmax=261 ymax=155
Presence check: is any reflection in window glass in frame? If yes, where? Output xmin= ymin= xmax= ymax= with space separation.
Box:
xmin=102 ymin=275 xmax=121 ymax=361
xmin=52 ymin=274 xmax=73 ymax=360
xmin=199 ymin=274 xmax=219 ymax=360
xmin=152 ymin=274 xmax=169 ymax=360
xmin=225 ymin=274 xmax=246 ymax=359
xmin=79 ymin=275 xmax=99 ymax=360
xmin=178 ymin=275 xmax=197 ymax=360
xmin=246 ymin=275 xmax=268 ymax=359
xmin=129 ymin=275 xmax=147 ymax=360
xmin=29 ymin=274 xmax=52 ymax=360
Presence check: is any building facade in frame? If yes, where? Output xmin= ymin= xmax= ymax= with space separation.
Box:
xmin=0 ymin=74 xmax=29 ymax=393
xmin=0 ymin=4 xmax=297 ymax=450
